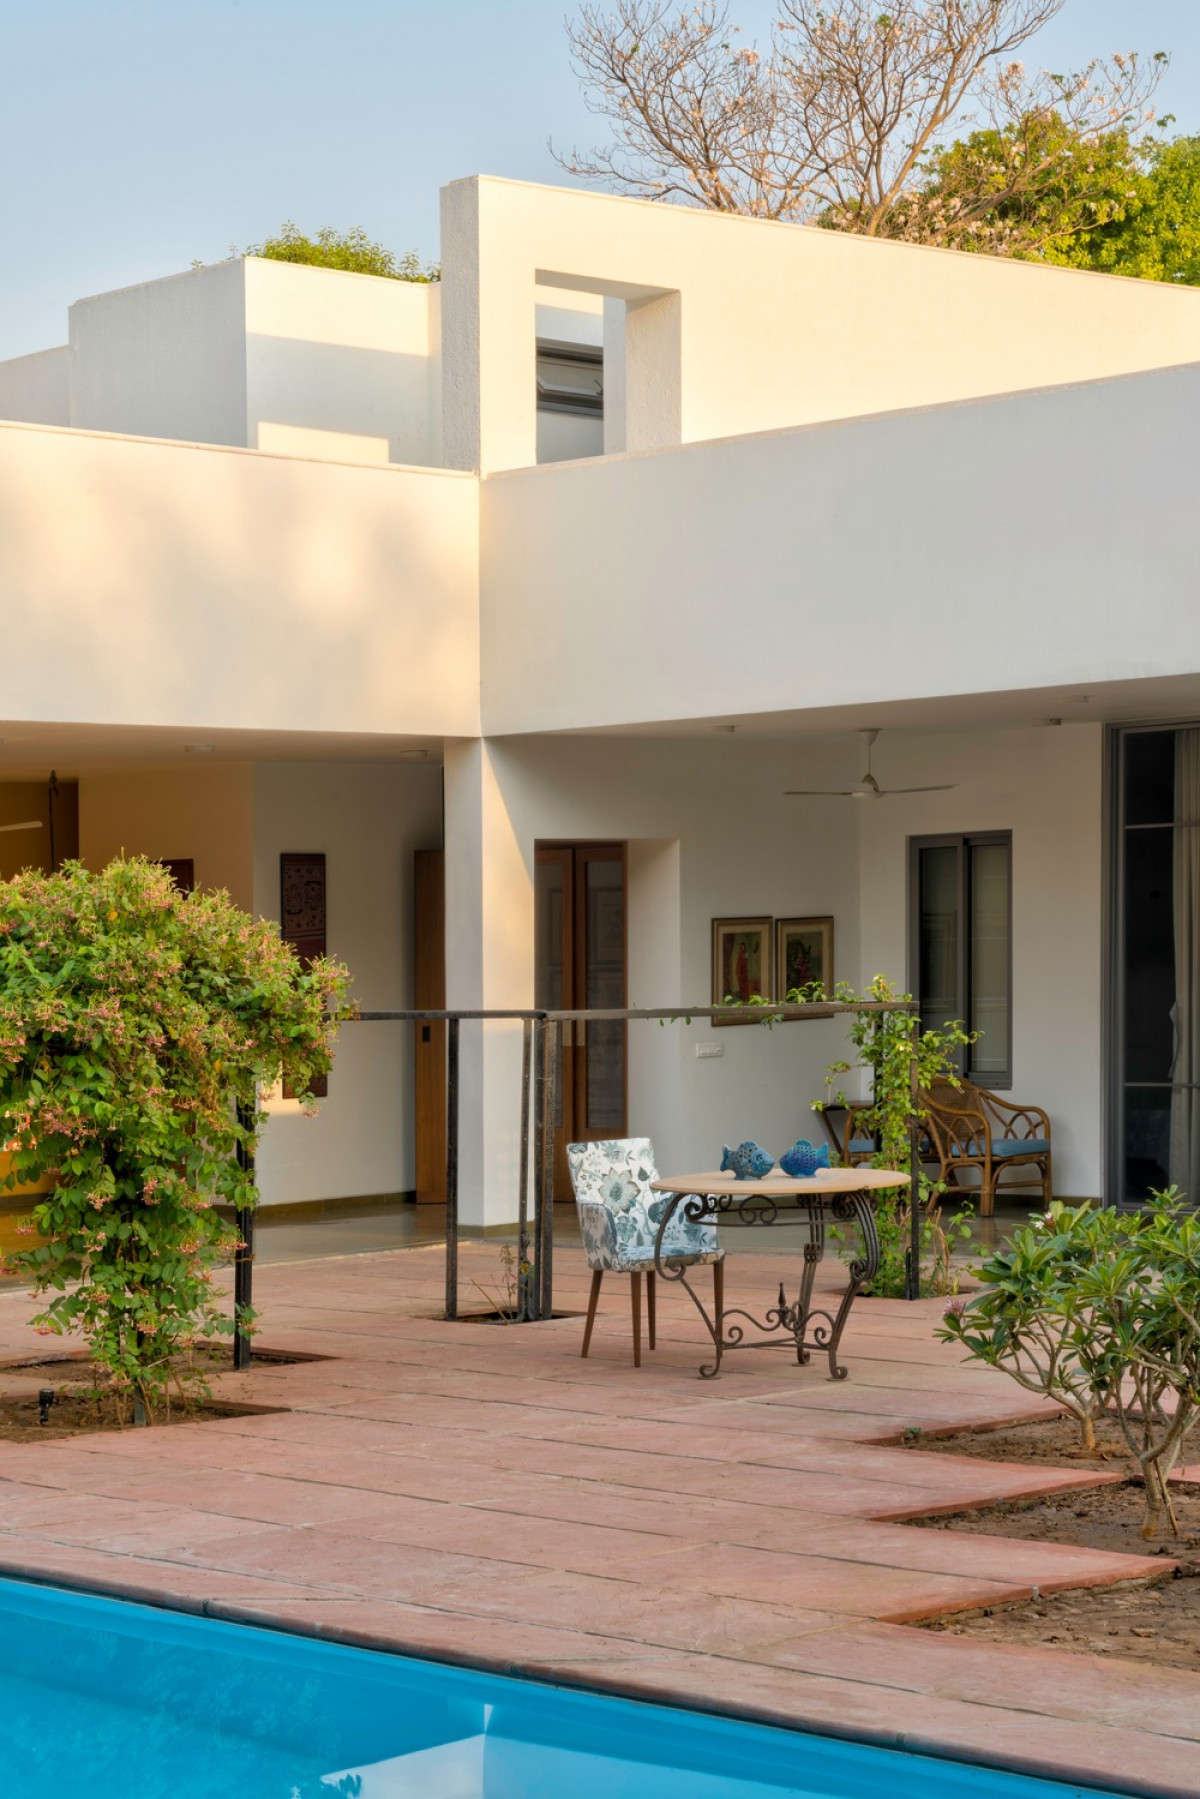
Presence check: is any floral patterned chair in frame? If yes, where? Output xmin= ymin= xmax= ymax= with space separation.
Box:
xmin=567 ymin=1137 xmax=724 ymax=1368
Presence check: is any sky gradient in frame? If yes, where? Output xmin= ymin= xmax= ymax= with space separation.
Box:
xmin=1 ymin=0 xmax=1197 ymax=359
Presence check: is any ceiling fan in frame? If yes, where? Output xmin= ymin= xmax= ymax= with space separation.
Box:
xmin=786 ymin=729 xmax=956 ymax=800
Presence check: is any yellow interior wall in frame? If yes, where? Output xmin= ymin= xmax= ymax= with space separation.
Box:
xmin=78 ymin=765 xmax=254 ymax=906
xmin=0 ymin=779 xmax=79 ymax=881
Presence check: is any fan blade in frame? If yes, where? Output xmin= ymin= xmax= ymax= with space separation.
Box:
xmin=784 ymin=790 xmax=856 ymax=797
xmin=880 ymin=784 xmax=957 ymax=795
xmin=0 ymin=820 xmax=42 ymax=834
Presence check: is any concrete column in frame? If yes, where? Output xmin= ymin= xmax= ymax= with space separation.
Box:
xmin=439 ymin=178 xmax=538 ymax=474
xmin=624 ymin=290 xmax=682 ymax=452
xmin=443 ymin=738 xmax=534 ymax=1226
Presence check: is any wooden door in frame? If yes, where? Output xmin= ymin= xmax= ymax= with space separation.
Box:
xmin=535 ymin=844 xmax=627 ymax=1195
xmin=414 ymin=849 xmax=447 ymax=1204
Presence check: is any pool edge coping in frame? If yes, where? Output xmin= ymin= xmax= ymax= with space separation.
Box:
xmin=0 ymin=1554 xmax=1155 ymax=1799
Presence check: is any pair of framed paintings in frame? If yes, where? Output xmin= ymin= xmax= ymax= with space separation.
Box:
xmin=711 ymin=915 xmax=833 ymax=1024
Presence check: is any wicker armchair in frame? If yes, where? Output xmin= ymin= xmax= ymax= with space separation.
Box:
xmin=818 ymin=1083 xmax=1052 ymax=1219
xmin=921 ymin=1078 xmax=1052 ymax=1217
xmin=815 ymin=1104 xmax=877 ymax=1169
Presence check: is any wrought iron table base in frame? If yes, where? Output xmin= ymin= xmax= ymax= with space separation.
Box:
xmin=653 ymin=1187 xmax=881 ymax=1380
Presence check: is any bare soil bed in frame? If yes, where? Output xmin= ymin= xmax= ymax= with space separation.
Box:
xmin=0 ymin=1391 xmax=282 ymax=1442
xmin=0 ymin=1344 xmax=307 ymax=1441
xmin=907 ymin=1414 xmax=1200 ymax=1671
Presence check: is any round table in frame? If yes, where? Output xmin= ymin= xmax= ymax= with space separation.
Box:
xmin=649 ymin=1168 xmax=910 ymax=1380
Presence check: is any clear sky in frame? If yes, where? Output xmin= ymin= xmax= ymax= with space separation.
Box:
xmin=1 ymin=0 xmax=1197 ymax=359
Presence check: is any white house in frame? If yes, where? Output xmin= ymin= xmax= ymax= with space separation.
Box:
xmin=1 ymin=174 xmax=1199 ymax=1227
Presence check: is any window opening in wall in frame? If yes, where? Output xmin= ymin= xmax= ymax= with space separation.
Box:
xmin=909 ymin=832 xmax=1012 ymax=1088
xmin=1112 ymin=724 xmax=1200 ymax=1204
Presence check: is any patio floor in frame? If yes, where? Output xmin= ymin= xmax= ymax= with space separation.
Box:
xmin=0 ymin=1239 xmax=1197 ymax=1796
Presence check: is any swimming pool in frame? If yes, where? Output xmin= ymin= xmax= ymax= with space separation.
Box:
xmin=0 ymin=1577 xmax=1127 ymax=1799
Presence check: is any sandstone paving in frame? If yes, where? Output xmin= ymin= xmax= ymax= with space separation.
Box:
xmin=0 ymin=1242 xmax=1197 ymax=1795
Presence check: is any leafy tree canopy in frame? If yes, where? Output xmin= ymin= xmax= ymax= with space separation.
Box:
xmin=245 ymin=221 xmax=439 ymax=282
xmin=879 ymin=112 xmax=1149 ymax=259
xmin=1053 ymin=134 xmax=1200 ymax=284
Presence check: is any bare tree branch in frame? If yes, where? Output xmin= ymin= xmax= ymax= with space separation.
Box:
xmin=557 ymin=0 xmax=1167 ymax=246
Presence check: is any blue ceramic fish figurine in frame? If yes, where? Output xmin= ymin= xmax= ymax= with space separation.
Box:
xmin=779 ymin=1138 xmax=831 ymax=1179
xmin=720 ymin=1141 xmax=775 ymax=1181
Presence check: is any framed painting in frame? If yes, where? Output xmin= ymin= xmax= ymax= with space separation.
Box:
xmin=775 ymin=916 xmax=834 ymax=1005
xmin=711 ymin=917 xmax=772 ymax=1024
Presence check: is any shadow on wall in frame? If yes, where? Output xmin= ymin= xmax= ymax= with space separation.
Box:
xmin=247 ymin=337 xmax=436 ymax=468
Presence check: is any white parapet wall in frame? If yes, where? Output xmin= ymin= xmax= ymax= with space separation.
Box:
xmin=479 ymin=359 xmax=1200 ymax=736
xmin=0 ymin=347 xmax=71 ymax=428
xmin=0 ymin=421 xmax=481 ymax=740
xmin=441 ymin=176 xmax=1200 ymax=473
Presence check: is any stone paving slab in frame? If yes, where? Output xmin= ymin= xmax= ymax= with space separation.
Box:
xmin=0 ymin=1240 xmax=1195 ymax=1797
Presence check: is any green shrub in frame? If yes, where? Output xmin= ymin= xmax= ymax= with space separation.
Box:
xmin=941 ymin=1195 xmax=1200 ymax=1537
xmin=245 ymin=222 xmax=438 ymax=282
xmin=0 ymin=858 xmax=353 ymax=1418
xmin=808 ymin=976 xmax=976 ymax=1297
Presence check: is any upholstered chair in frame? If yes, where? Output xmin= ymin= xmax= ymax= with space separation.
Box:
xmin=566 ymin=1138 xmax=724 ymax=1367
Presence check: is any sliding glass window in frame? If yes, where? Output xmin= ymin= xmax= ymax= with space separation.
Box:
xmin=909 ymin=832 xmax=1013 ymax=1087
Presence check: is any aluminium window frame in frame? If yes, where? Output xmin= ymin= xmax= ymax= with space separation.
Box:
xmin=1104 ymin=718 xmax=1200 ymax=1207
xmin=535 ymin=339 xmax=604 ymax=418
xmin=907 ymin=829 xmax=1014 ymax=1090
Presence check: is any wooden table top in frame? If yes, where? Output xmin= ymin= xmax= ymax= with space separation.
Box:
xmin=650 ymin=1168 xmax=910 ymax=1197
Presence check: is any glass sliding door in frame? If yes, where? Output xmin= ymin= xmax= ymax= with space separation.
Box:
xmin=1114 ymin=726 xmax=1200 ymax=1203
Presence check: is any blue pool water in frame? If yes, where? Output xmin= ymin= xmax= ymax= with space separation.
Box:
xmin=0 ymin=1578 xmax=1127 ymax=1799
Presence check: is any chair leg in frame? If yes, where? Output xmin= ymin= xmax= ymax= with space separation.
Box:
xmin=581 ymin=1269 xmax=603 ymax=1359
xmin=980 ymin=1168 xmax=996 ymax=1218
xmin=1042 ymin=1160 xmax=1053 ymax=1209
xmin=647 ymin=1271 xmax=656 ymax=1350
xmin=630 ymin=1271 xmax=642 ymax=1368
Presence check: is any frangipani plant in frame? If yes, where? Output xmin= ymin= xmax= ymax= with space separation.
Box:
xmin=0 ymin=858 xmax=353 ymax=1419
xmin=941 ymin=1194 xmax=1200 ymax=1537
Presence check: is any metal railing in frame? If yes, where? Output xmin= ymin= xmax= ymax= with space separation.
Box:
xmin=231 ymin=999 xmax=922 ymax=1361
xmin=355 ymin=999 xmax=923 ymax=1323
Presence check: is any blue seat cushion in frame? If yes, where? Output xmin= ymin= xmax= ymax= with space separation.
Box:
xmin=848 ymin=1138 xmax=874 ymax=1154
xmin=991 ymin=1137 xmax=1050 ymax=1159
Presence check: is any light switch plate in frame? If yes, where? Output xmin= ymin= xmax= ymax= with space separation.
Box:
xmin=695 ymin=1042 xmax=725 ymax=1059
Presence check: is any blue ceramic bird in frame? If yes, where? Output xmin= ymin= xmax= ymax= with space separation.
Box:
xmin=779 ymin=1138 xmax=831 ymax=1179
xmin=720 ymin=1141 xmax=775 ymax=1180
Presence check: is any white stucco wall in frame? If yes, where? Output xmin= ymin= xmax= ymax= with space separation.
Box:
xmin=0 ymin=347 xmax=71 ymax=427
xmin=70 ymin=260 xmax=248 ymax=447
xmin=480 ymin=360 xmax=1200 ymax=735
xmin=244 ymin=258 xmax=439 ymax=467
xmin=441 ymin=176 xmax=1200 ymax=472
xmin=79 ymin=765 xmax=255 ymax=910
xmin=251 ymin=761 xmax=443 ymax=1206
xmin=858 ymin=724 xmax=1105 ymax=1198
xmin=0 ymin=421 xmax=480 ymax=739
xmin=445 ymin=732 xmax=863 ymax=1225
